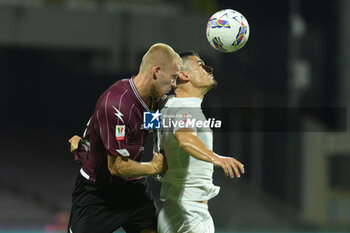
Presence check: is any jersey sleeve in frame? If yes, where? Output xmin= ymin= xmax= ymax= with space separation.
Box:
xmin=97 ymin=99 xmax=143 ymax=159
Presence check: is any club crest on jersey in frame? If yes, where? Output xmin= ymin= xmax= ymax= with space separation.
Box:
xmin=115 ymin=125 xmax=125 ymax=140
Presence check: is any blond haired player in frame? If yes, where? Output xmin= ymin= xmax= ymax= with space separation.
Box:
xmin=67 ymin=43 xmax=182 ymax=233
xmin=157 ymin=51 xmax=244 ymax=233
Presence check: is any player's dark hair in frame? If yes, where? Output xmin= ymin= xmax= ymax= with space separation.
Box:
xmin=175 ymin=51 xmax=200 ymax=87
xmin=178 ymin=50 xmax=200 ymax=59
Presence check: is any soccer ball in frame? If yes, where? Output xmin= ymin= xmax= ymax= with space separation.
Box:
xmin=206 ymin=9 xmax=250 ymax=53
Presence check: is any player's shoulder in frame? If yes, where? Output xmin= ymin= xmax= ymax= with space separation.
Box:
xmin=164 ymin=95 xmax=181 ymax=107
xmin=165 ymin=96 xmax=201 ymax=108
xmin=109 ymin=78 xmax=131 ymax=93
xmin=164 ymin=97 xmax=204 ymax=117
xmin=96 ymin=78 xmax=133 ymax=110
xmin=102 ymin=79 xmax=132 ymax=100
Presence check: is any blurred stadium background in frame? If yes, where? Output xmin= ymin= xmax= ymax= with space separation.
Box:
xmin=0 ymin=0 xmax=349 ymax=232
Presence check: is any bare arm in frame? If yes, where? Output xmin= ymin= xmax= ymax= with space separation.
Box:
xmin=107 ymin=152 xmax=167 ymax=178
xmin=174 ymin=128 xmax=245 ymax=178
xmin=68 ymin=135 xmax=167 ymax=178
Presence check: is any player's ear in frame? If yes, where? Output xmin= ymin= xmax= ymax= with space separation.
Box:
xmin=153 ymin=66 xmax=160 ymax=80
xmin=179 ymin=72 xmax=189 ymax=81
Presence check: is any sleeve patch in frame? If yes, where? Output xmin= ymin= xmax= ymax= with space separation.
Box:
xmin=116 ymin=149 xmax=130 ymax=157
xmin=115 ymin=125 xmax=126 ymax=140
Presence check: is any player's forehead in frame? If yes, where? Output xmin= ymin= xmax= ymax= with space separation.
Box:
xmin=187 ymin=55 xmax=204 ymax=67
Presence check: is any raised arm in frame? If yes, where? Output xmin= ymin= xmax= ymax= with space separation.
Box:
xmin=174 ymin=128 xmax=245 ymax=178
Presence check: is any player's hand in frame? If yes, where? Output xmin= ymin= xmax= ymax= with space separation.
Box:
xmin=213 ymin=155 xmax=245 ymax=178
xmin=151 ymin=152 xmax=168 ymax=174
xmin=68 ymin=135 xmax=81 ymax=153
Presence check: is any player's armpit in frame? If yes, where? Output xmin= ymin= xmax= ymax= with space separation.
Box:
xmin=68 ymin=135 xmax=81 ymax=153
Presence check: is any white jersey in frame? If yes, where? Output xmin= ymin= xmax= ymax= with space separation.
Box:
xmin=160 ymin=96 xmax=220 ymax=202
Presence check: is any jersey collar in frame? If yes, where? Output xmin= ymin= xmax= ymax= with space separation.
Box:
xmin=129 ymin=78 xmax=151 ymax=112
xmin=165 ymin=96 xmax=202 ymax=108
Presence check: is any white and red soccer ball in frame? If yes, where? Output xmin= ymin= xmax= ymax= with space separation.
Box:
xmin=206 ymin=9 xmax=250 ymax=53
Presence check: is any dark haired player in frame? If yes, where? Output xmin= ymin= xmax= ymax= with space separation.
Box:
xmin=157 ymin=51 xmax=244 ymax=232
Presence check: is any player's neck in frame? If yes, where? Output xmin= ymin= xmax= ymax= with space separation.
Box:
xmin=133 ymin=74 xmax=152 ymax=106
xmin=175 ymin=87 xmax=206 ymax=100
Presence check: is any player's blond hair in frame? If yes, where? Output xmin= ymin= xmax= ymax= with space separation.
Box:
xmin=139 ymin=43 xmax=182 ymax=72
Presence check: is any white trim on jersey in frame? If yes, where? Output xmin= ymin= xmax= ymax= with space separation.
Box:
xmin=129 ymin=78 xmax=150 ymax=111
xmin=80 ymin=168 xmax=90 ymax=180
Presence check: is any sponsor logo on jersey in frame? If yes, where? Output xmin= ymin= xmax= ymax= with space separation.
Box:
xmin=113 ymin=106 xmax=124 ymax=123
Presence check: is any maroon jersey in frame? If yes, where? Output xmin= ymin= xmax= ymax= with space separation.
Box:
xmin=75 ymin=78 xmax=151 ymax=184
